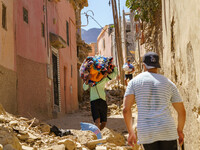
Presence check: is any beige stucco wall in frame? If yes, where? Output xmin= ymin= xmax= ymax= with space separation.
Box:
xmin=0 ymin=0 xmax=17 ymax=114
xmin=0 ymin=0 xmax=15 ymax=71
xmin=162 ymin=0 xmax=200 ymax=149
xmin=0 ymin=65 xmax=17 ymax=114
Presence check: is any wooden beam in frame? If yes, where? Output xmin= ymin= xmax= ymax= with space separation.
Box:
xmin=111 ymin=0 xmax=125 ymax=91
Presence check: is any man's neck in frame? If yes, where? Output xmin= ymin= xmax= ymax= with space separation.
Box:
xmin=147 ymin=68 xmax=158 ymax=73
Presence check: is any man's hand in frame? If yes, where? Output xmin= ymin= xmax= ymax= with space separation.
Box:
xmin=178 ymin=130 xmax=184 ymax=146
xmin=128 ymin=68 xmax=134 ymax=74
xmin=103 ymin=72 xmax=108 ymax=77
xmin=172 ymin=102 xmax=186 ymax=146
xmin=128 ymin=71 xmax=133 ymax=74
xmin=128 ymin=129 xmax=137 ymax=147
xmin=123 ymin=95 xmax=136 ymax=147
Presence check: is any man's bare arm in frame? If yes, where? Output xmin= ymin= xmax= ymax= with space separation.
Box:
xmin=172 ymin=102 xmax=186 ymax=145
xmin=123 ymin=94 xmax=137 ymax=146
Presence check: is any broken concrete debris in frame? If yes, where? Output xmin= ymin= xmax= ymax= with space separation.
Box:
xmin=0 ymin=103 xmax=142 ymax=150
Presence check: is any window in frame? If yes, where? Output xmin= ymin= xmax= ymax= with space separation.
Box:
xmin=41 ymin=23 xmax=45 ymax=37
xmin=103 ymin=39 xmax=105 ymax=50
xmin=66 ymin=21 xmax=69 ymax=46
xmin=23 ymin=7 xmax=28 ymax=24
xmin=77 ymin=46 xmax=79 ymax=57
xmin=2 ymin=3 xmax=7 ymax=30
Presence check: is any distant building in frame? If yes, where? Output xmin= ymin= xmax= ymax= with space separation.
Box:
xmin=97 ymin=25 xmax=117 ymax=65
xmin=129 ymin=11 xmax=146 ymax=63
xmin=122 ymin=10 xmax=146 ymax=71
xmin=97 ymin=25 xmax=112 ymax=57
xmin=122 ymin=11 xmax=137 ymax=63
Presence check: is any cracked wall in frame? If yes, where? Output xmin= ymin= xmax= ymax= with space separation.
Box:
xmin=162 ymin=0 xmax=200 ymax=149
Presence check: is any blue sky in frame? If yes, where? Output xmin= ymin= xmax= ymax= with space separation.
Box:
xmin=81 ymin=0 xmax=130 ymax=30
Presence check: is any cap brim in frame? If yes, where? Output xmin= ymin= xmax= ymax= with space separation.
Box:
xmin=144 ymin=63 xmax=161 ymax=69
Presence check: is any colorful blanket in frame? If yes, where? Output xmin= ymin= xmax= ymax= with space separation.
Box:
xmin=79 ymin=56 xmax=115 ymax=86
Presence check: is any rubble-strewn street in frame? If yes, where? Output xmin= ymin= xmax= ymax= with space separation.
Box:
xmin=0 ymin=81 xmax=142 ymax=150
xmin=1 ymin=0 xmax=200 ymax=149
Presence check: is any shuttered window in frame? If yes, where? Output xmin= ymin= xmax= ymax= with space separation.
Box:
xmin=41 ymin=22 xmax=45 ymax=37
xmin=2 ymin=3 xmax=7 ymax=30
xmin=23 ymin=7 xmax=28 ymax=24
xmin=66 ymin=21 xmax=69 ymax=46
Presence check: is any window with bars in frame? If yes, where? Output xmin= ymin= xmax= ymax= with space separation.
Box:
xmin=2 ymin=3 xmax=7 ymax=30
xmin=66 ymin=21 xmax=69 ymax=46
xmin=23 ymin=7 xmax=28 ymax=24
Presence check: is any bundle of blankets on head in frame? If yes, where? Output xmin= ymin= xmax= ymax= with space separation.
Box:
xmin=79 ymin=55 xmax=115 ymax=87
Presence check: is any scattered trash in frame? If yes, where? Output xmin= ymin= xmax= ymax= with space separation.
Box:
xmin=50 ymin=125 xmax=73 ymax=137
xmin=80 ymin=122 xmax=102 ymax=139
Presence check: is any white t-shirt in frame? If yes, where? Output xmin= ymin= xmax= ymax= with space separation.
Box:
xmin=124 ymin=71 xmax=182 ymax=144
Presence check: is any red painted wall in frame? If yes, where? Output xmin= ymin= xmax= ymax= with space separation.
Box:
xmin=14 ymin=0 xmax=47 ymax=63
xmin=14 ymin=0 xmax=78 ymax=119
xmin=54 ymin=1 xmax=78 ymax=113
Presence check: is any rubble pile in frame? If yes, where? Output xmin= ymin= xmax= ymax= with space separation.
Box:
xmin=79 ymin=90 xmax=91 ymax=112
xmin=101 ymin=128 xmax=125 ymax=146
xmin=0 ymin=104 xmax=93 ymax=150
xmin=132 ymin=62 xmax=141 ymax=77
xmin=105 ymin=79 xmax=124 ymax=91
xmin=107 ymin=103 xmax=137 ymax=119
xmin=0 ymin=104 xmax=142 ymax=150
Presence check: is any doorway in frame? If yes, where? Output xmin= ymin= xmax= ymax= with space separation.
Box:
xmin=52 ymin=53 xmax=59 ymax=106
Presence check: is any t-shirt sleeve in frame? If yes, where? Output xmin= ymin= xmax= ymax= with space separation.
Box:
xmin=124 ymin=80 xmax=135 ymax=97
xmin=170 ymin=81 xmax=183 ymax=103
xmin=130 ymin=64 xmax=134 ymax=69
xmin=83 ymin=83 xmax=89 ymax=91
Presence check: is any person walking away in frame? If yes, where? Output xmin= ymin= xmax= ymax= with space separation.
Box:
xmin=123 ymin=52 xmax=186 ymax=150
xmin=83 ymin=67 xmax=118 ymax=130
xmin=123 ymin=60 xmax=134 ymax=86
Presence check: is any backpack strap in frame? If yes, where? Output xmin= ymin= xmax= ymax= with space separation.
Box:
xmin=107 ymin=76 xmax=112 ymax=80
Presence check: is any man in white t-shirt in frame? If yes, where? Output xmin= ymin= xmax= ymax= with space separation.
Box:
xmin=123 ymin=52 xmax=186 ymax=150
xmin=123 ymin=59 xmax=135 ymax=86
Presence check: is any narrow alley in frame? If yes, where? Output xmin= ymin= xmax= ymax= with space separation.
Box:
xmin=0 ymin=0 xmax=200 ymax=150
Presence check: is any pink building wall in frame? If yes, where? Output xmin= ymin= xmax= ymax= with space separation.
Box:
xmin=14 ymin=0 xmax=47 ymax=63
xmin=57 ymin=1 xmax=78 ymax=113
xmin=13 ymin=0 xmax=78 ymax=119
xmin=97 ymin=25 xmax=113 ymax=57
